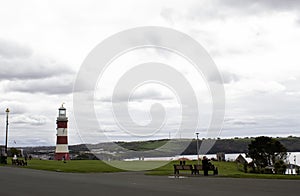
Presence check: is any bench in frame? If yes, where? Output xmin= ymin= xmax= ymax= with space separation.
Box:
xmin=193 ymin=164 xmax=218 ymax=175
xmin=173 ymin=164 xmax=218 ymax=175
xmin=173 ymin=164 xmax=194 ymax=175
xmin=12 ymin=159 xmax=27 ymax=166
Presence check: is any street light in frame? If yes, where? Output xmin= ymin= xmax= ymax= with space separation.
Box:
xmin=196 ymin=132 xmax=199 ymax=165
xmin=294 ymin=155 xmax=297 ymax=174
xmin=5 ymin=108 xmax=9 ymax=155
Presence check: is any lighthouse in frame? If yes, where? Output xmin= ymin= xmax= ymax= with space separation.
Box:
xmin=54 ymin=104 xmax=70 ymax=160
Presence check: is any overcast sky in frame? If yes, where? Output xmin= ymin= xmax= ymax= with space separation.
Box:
xmin=1 ymin=0 xmax=300 ymax=146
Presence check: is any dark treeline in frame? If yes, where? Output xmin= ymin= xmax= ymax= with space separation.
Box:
xmin=182 ymin=136 xmax=300 ymax=154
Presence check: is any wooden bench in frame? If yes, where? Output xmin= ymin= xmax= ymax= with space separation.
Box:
xmin=193 ymin=164 xmax=202 ymax=175
xmin=12 ymin=159 xmax=27 ymax=166
xmin=193 ymin=164 xmax=218 ymax=175
xmin=173 ymin=164 xmax=195 ymax=175
xmin=173 ymin=164 xmax=218 ymax=175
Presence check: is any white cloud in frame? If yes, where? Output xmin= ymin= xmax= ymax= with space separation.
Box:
xmin=11 ymin=115 xmax=48 ymax=126
xmin=5 ymin=76 xmax=74 ymax=95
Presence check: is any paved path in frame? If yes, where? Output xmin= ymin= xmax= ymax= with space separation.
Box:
xmin=0 ymin=167 xmax=299 ymax=196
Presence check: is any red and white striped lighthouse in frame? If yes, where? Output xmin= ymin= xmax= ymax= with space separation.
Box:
xmin=54 ymin=104 xmax=70 ymax=160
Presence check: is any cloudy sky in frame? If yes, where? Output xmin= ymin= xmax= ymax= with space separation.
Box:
xmin=1 ymin=0 xmax=300 ymax=146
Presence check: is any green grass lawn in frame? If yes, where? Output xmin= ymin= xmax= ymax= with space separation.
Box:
xmin=1 ymin=158 xmax=168 ymax=173
xmin=1 ymin=158 xmax=300 ymax=180
xmin=146 ymin=160 xmax=247 ymax=176
xmin=1 ymin=158 xmax=122 ymax=173
xmin=27 ymin=159 xmax=123 ymax=173
xmin=146 ymin=160 xmax=300 ymax=180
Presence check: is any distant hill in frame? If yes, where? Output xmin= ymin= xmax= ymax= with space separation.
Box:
xmin=114 ymin=136 xmax=300 ymax=155
xmin=20 ymin=136 xmax=300 ymax=159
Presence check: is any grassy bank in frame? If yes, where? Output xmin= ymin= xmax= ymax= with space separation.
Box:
xmin=1 ymin=158 xmax=122 ymax=173
xmin=1 ymin=158 xmax=168 ymax=173
xmin=147 ymin=160 xmax=300 ymax=179
xmin=2 ymin=158 xmax=300 ymax=179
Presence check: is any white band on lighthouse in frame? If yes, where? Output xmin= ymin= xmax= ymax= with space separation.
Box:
xmin=56 ymin=128 xmax=68 ymax=137
xmin=55 ymin=145 xmax=69 ymax=153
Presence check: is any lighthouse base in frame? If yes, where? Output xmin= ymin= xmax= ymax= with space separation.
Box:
xmin=54 ymin=153 xmax=70 ymax=160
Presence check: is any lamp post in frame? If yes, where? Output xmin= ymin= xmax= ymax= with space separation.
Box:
xmin=294 ymin=155 xmax=297 ymax=174
xmin=5 ymin=108 xmax=9 ymax=155
xmin=196 ymin=132 xmax=199 ymax=165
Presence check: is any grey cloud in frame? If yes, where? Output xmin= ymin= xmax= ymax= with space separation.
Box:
xmin=0 ymin=101 xmax=28 ymax=114
xmin=231 ymin=120 xmax=257 ymax=126
xmin=0 ymin=39 xmax=33 ymax=59
xmin=209 ymin=70 xmax=240 ymax=84
xmin=217 ymin=0 xmax=300 ymax=12
xmin=0 ymin=39 xmax=74 ymax=81
xmin=6 ymin=76 xmax=74 ymax=95
xmin=161 ymin=0 xmax=300 ymax=24
xmin=0 ymin=57 xmax=74 ymax=81
xmin=221 ymin=71 xmax=240 ymax=84
xmin=282 ymin=76 xmax=300 ymax=93
xmin=100 ymin=89 xmax=174 ymax=103
xmin=224 ymin=81 xmax=300 ymax=136
xmin=130 ymin=89 xmax=174 ymax=101
xmin=11 ymin=115 xmax=48 ymax=126
xmin=0 ymin=38 xmax=76 ymax=95
xmin=160 ymin=7 xmax=176 ymax=25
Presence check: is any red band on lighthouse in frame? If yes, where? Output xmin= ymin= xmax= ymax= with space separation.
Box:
xmin=57 ymin=121 xmax=68 ymax=128
xmin=56 ymin=136 xmax=68 ymax=144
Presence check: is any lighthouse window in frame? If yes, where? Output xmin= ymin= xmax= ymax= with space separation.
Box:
xmin=59 ymin=110 xmax=66 ymax=115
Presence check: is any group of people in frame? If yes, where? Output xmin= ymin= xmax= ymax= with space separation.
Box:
xmin=178 ymin=156 xmax=215 ymax=176
xmin=12 ymin=154 xmax=27 ymax=166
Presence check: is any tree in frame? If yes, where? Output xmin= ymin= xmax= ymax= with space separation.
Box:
xmin=246 ymin=136 xmax=287 ymax=172
xmin=274 ymin=160 xmax=287 ymax=174
xmin=9 ymin=148 xmax=21 ymax=157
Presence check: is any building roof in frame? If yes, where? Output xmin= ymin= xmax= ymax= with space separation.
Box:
xmin=235 ymin=154 xmax=248 ymax=164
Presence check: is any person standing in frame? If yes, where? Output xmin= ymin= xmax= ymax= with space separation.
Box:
xmin=202 ymin=156 xmax=209 ymax=176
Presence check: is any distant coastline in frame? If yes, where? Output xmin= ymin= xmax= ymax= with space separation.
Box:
xmin=11 ymin=136 xmax=300 ymax=160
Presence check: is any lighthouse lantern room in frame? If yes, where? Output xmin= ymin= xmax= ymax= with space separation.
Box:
xmin=55 ymin=104 xmax=70 ymax=160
